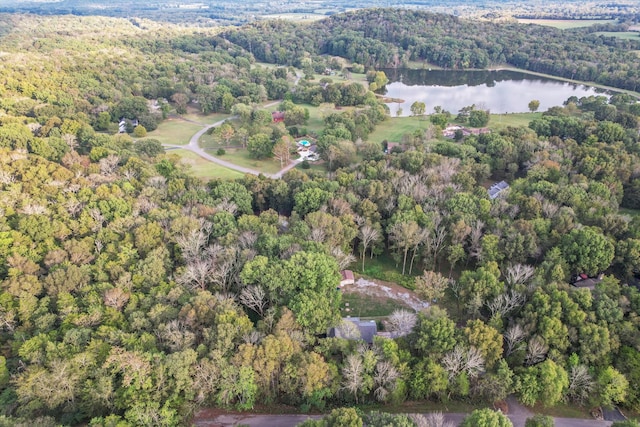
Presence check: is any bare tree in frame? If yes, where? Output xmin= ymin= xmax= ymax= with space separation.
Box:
xmin=389 ymin=221 xmax=420 ymax=275
xmin=359 ymin=224 xmax=381 ymax=272
xmin=410 ymin=412 xmax=456 ymax=427
xmin=239 ymin=285 xmax=268 ymax=317
xmin=486 ymin=291 xmax=526 ymax=318
xmin=342 ymin=354 xmax=365 ymax=404
xmin=468 ymin=220 xmax=484 ymax=261
xmin=99 ymin=154 xmax=120 ymax=176
xmin=330 ymin=246 xmax=356 ymax=271
xmin=62 ymin=133 xmax=78 ymax=151
xmin=425 ymin=215 xmax=447 ymax=269
xmin=175 ymin=221 xmax=212 ymax=263
xmin=373 ymin=361 xmax=400 ymax=402
xmin=525 ymin=335 xmax=548 ymax=366
xmin=157 ymin=320 xmax=195 ymax=352
xmin=237 ymin=231 xmax=258 ymax=250
xmin=242 ymin=330 xmax=264 ymax=345
xmin=464 ymin=346 xmax=486 ymax=379
xmin=273 ymin=138 xmax=292 ymax=168
xmin=442 ymin=346 xmax=465 ymax=379
xmin=103 ymin=287 xmax=130 ymax=311
xmin=504 ymin=324 xmax=526 ymax=356
xmin=337 ymin=319 xmax=362 ymax=340
xmin=409 ymin=228 xmax=430 ymax=275
xmin=567 ymin=365 xmax=595 ymax=405
xmin=215 ymin=199 xmax=238 ymax=215
xmin=505 ymin=264 xmax=535 ymax=287
xmin=386 ymin=309 xmax=417 ymax=337
xmin=176 ymin=259 xmax=212 ymax=291
xmin=443 ymin=346 xmax=485 ymax=380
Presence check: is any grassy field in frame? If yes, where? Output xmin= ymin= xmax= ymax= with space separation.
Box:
xmin=517 ymin=19 xmax=616 ymax=29
xmin=259 ymin=13 xmax=326 ymax=22
xmin=488 ymin=112 xmax=542 ymax=131
xmin=340 ymin=293 xmax=410 ymax=318
xmin=368 ymin=116 xmax=430 ymax=143
xmin=146 ymin=119 xmax=204 ymax=146
xmin=165 ymin=149 xmax=244 ymax=180
xmin=594 ymin=31 xmax=640 ymax=40
xmin=204 ymin=148 xmax=283 ymax=175
xmin=178 ymin=111 xmax=231 ymax=125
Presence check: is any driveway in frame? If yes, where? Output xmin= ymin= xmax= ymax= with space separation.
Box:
xmin=192 ymin=411 xmax=613 ymax=427
xmin=163 ymin=101 xmax=304 ymax=179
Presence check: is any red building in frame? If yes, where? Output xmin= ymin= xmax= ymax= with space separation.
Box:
xmin=272 ymin=111 xmax=285 ymax=123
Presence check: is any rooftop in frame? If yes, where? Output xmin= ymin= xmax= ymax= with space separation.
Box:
xmin=488 ymin=180 xmax=509 ymax=199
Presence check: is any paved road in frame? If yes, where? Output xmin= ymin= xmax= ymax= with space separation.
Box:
xmin=192 ymin=411 xmax=613 ymax=427
xmin=163 ymin=100 xmax=303 ymax=179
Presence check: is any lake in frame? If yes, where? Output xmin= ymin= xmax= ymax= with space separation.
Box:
xmin=380 ymin=69 xmax=612 ymax=116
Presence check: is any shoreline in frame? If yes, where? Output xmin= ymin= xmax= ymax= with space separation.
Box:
xmin=397 ymin=63 xmax=640 ymax=98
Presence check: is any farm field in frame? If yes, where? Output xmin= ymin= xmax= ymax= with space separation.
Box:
xmin=516 ymin=18 xmax=616 ymax=29
xmin=594 ymin=31 xmax=640 ymax=40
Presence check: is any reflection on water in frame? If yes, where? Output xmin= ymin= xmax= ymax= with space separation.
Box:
xmin=380 ymin=69 xmax=612 ymax=116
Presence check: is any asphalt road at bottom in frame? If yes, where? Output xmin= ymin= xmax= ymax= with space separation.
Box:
xmin=192 ymin=412 xmax=614 ymax=427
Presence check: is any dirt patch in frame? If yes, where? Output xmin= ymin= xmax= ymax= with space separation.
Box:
xmin=343 ymin=277 xmax=429 ymax=312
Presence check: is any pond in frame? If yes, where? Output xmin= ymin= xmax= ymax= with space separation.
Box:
xmin=380 ymin=68 xmax=613 ymax=116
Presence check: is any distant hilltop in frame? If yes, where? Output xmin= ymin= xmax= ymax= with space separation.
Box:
xmin=1 ymin=0 xmax=639 ymax=25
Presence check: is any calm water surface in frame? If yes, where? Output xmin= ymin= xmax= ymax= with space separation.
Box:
xmin=381 ymin=69 xmax=612 ymax=116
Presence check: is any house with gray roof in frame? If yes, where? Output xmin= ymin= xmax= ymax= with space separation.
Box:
xmin=328 ymin=317 xmax=377 ymax=344
xmin=488 ymin=180 xmax=509 ymax=199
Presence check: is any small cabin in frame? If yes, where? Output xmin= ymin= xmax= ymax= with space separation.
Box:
xmin=340 ymin=270 xmax=355 ymax=287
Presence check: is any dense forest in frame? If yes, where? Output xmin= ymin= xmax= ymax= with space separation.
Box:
xmin=221 ymin=9 xmax=640 ymax=91
xmin=1 ymin=9 xmax=640 ymax=427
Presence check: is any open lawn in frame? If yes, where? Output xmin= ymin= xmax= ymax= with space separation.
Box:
xmin=179 ymin=105 xmax=231 ymax=124
xmin=204 ymin=147 xmax=283 ymax=175
xmin=368 ymin=116 xmax=431 ymax=144
xmin=340 ymin=293 xmax=410 ymax=318
xmin=360 ymin=253 xmax=417 ymax=290
xmin=488 ymin=112 xmax=542 ymax=131
xmin=146 ymin=119 xmax=204 ymax=146
xmin=165 ymin=149 xmax=244 ymax=180
xmin=531 ymin=402 xmax=592 ymax=419
xmin=404 ymin=60 xmax=443 ymax=70
xmin=517 ymin=19 xmax=616 ymax=29
xmin=594 ymin=31 xmax=640 ymax=40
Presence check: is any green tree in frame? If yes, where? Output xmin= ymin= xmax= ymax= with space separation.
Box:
xmin=525 ymin=414 xmax=554 ymax=427
xmin=464 ymin=319 xmax=503 ymax=369
xmin=560 ymin=227 xmax=614 ymax=275
xmin=325 ymin=407 xmax=362 ymax=427
xmin=132 ymin=125 xmax=147 ymax=138
xmin=469 ymin=109 xmax=490 ymax=127
xmin=462 ymin=409 xmax=513 ymax=427
xmin=410 ymin=101 xmax=426 ymax=116
xmin=247 ymin=133 xmax=274 ymax=159
xmin=528 ymin=100 xmax=540 ymax=113
xmin=597 ymin=367 xmax=629 ymax=408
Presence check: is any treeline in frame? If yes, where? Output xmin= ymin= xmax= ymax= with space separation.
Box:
xmin=221 ymin=8 xmax=640 ymax=91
